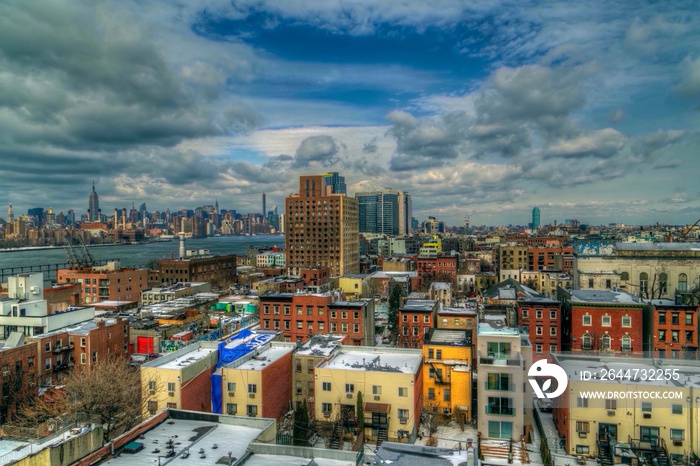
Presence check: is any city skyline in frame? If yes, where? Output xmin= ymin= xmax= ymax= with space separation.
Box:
xmin=1 ymin=1 xmax=699 ymax=226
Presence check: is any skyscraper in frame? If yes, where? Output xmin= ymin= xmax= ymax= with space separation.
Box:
xmin=322 ymin=172 xmax=347 ymax=194
xmin=356 ymin=189 xmax=412 ymax=235
xmin=6 ymin=203 xmax=13 ymax=224
xmin=262 ymin=192 xmax=266 ymax=218
xmin=531 ymin=207 xmax=541 ymax=230
xmin=88 ymin=181 xmax=100 ymax=222
xmin=285 ymin=174 xmax=359 ymax=276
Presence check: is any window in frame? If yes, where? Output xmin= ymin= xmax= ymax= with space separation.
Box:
xmin=670 ymin=429 xmax=684 ymax=440
xmin=167 ymin=382 xmax=175 ymax=392
xmin=659 ymin=312 xmax=666 ymax=324
xmin=487 ymin=373 xmax=512 ymax=391
xmin=443 ymin=388 xmax=451 ymax=402
xmin=226 ymin=403 xmax=237 ymax=415
xmin=588 ymin=278 xmax=594 ymax=288
xmin=659 ymin=329 xmax=666 ymax=341
xmin=601 ymin=334 xmax=611 ymax=350
xmin=672 ymin=330 xmax=679 ymax=342
xmin=576 ymin=446 xmax=590 ymax=454
xmin=273 ymin=305 xmax=279 ymax=315
xmin=322 ymin=403 xmax=332 ymax=414
xmin=322 ymin=382 xmax=331 ymax=391
xmin=372 ymin=385 xmax=382 ymax=395
xmin=536 ymin=309 xmax=542 ymax=319
xmin=398 ymin=387 xmax=408 ymax=397
xmin=672 ymin=313 xmax=680 ymax=325
xmin=284 ymin=306 xmax=290 ymax=315
xmin=671 ymin=404 xmax=683 ymax=414
xmin=686 ymin=313 xmax=693 ymax=326
xmin=436 ymin=349 xmax=442 ymax=359
xmin=248 ymin=384 xmax=257 ymax=393
xmin=582 ymin=315 xmax=591 ymax=326
xmin=621 ymin=272 xmax=629 ymax=281
xmin=678 ymin=273 xmax=688 ymax=292
xmin=284 ymin=321 xmax=290 ymax=330
xmin=246 ymin=405 xmax=258 ymax=417
xmin=577 ymin=397 xmax=588 ymax=408
xmin=428 ymin=387 xmax=435 ymax=400
xmin=641 ymin=402 xmax=652 ymax=412
xmin=487 ymin=342 xmax=511 ymax=359
xmin=412 ymin=315 xmax=418 ymax=323
xmin=576 ymin=421 xmax=590 ymax=433
xmin=398 ymin=409 xmax=408 ymax=422
xmin=92 ymin=352 xmax=97 ymax=363
xmin=602 ymin=315 xmax=611 ymax=326
xmin=640 ymin=272 xmax=648 ymax=294
xmin=550 ymin=344 xmax=557 ymax=352
xmin=148 ymin=401 xmax=158 ymax=414
xmin=582 ymin=333 xmax=592 ymax=350
xmin=686 ymin=331 xmax=694 ymax=343
xmin=487 ymin=421 xmax=513 ymax=439
xmin=659 ymin=273 xmax=668 ymax=293
xmin=428 ymin=349 xmax=434 ymax=359
xmin=345 ymin=383 xmax=354 ymax=393
xmin=45 ymin=342 xmax=51 ymax=352
xmin=487 ymin=397 xmax=514 ymax=415
xmin=550 ymin=326 xmax=556 ymax=336
xmin=536 ymin=326 xmax=543 ymax=335
xmin=342 ymin=323 xmax=348 ymax=332
xmin=296 ymin=306 xmax=303 ymax=315
xmin=535 ymin=344 xmax=543 ymax=353
xmin=227 ymin=382 xmax=236 ymax=392
xmin=550 ymin=310 xmax=557 ymax=319
xmin=80 ymin=338 xmax=86 ymax=347
xmin=605 ymin=399 xmax=617 ymax=410
xmin=402 ymin=315 xmax=407 ymax=323
xmin=621 ymin=335 xmax=632 ymax=352
xmin=522 ymin=309 xmax=529 ymax=318
xmin=622 ymin=316 xmax=631 ymax=327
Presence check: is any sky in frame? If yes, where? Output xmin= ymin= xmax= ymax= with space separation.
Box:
xmin=1 ymin=0 xmax=699 ymax=227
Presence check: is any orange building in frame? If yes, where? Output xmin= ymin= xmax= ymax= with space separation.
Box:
xmin=398 ymin=300 xmax=439 ymax=348
xmin=57 ymin=261 xmax=148 ymax=304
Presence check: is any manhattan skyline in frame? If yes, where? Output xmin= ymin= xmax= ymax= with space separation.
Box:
xmin=0 ymin=0 xmax=698 ymax=226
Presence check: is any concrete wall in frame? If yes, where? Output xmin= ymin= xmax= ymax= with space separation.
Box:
xmin=10 ymin=426 xmax=103 ymax=466
xmin=249 ymin=442 xmax=359 ymax=462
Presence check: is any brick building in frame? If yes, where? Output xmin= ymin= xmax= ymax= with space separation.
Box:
xmin=259 ymin=293 xmax=374 ymax=345
xmin=299 ymin=267 xmax=331 ymax=289
xmin=416 ymin=255 xmax=458 ymax=289
xmin=155 ymin=254 xmax=237 ymax=288
xmin=526 ymin=246 xmax=574 ymax=272
xmin=57 ymin=261 xmax=148 ymax=304
xmin=398 ymin=300 xmax=439 ymax=348
xmin=560 ymin=289 xmax=644 ymax=354
xmin=518 ymin=297 xmax=563 ymax=362
xmin=647 ymin=302 xmax=698 ymax=359
xmin=292 ymin=334 xmax=346 ymax=416
xmin=0 ymin=333 xmax=38 ymax=425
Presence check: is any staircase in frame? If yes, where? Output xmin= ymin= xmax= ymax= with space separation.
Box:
xmin=329 ymin=423 xmax=343 ymax=449
xmin=376 ymin=429 xmax=388 ymax=448
xmin=598 ymin=440 xmax=613 ymax=466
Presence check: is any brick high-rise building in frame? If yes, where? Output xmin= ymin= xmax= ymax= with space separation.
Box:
xmin=285 ymin=174 xmax=359 ymax=277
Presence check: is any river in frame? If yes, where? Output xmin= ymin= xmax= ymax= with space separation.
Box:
xmin=0 ymin=235 xmax=285 ymax=270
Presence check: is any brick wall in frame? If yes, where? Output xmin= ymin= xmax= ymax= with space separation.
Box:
xmin=260 ymin=350 xmax=292 ymax=419
xmin=181 ymin=367 xmax=214 ymax=413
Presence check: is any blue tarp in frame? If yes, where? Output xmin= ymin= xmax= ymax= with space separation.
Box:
xmin=215 ymin=328 xmax=274 ymax=369
xmin=211 ymin=373 xmax=223 ymax=414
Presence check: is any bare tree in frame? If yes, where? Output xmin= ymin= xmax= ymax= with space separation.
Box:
xmin=64 ymin=356 xmax=143 ymax=443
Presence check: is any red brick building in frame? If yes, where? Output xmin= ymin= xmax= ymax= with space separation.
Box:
xmin=155 ymin=254 xmax=237 ymax=288
xmin=416 ymin=255 xmax=458 ymax=289
xmin=398 ymin=300 xmax=439 ymax=348
xmin=259 ymin=293 xmax=374 ymax=345
xmin=504 ymin=234 xmax=566 ymax=248
xmin=300 ymin=267 xmax=331 ymax=289
xmin=518 ymin=298 xmax=563 ymax=362
xmin=648 ymin=303 xmax=698 ymax=359
xmin=526 ymin=246 xmax=574 ymax=272
xmin=57 ymin=262 xmax=148 ymax=304
xmin=0 ymin=334 xmax=38 ymax=424
xmin=561 ymin=289 xmax=644 ymax=354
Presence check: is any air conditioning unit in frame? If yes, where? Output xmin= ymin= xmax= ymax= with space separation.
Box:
xmin=346 ymin=393 xmax=353 ymax=399
xmin=323 ymin=411 xmax=330 ymax=418
xmin=249 ymin=393 xmax=256 ymax=398
xmin=578 ymin=432 xmax=587 ymax=438
xmin=399 ymin=418 xmax=407 ymax=424
xmin=673 ymin=440 xmax=683 ymax=447
xmin=643 ymin=413 xmax=651 ymax=419
xmin=168 ymin=391 xmax=175 ymax=397
xmin=149 ymin=389 xmax=156 ymax=395
xmin=607 ymin=410 xmax=615 ymax=416
xmin=228 ymin=392 xmax=236 ymax=397
xmin=2 ymin=371 xmax=10 ymax=377
xmin=374 ymin=395 xmax=380 ymax=401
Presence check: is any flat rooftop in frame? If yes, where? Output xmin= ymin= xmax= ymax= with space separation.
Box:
xmin=616 ymin=242 xmax=700 ymax=251
xmin=103 ymin=419 xmax=262 ymax=466
xmin=399 ymin=299 xmax=437 ymax=313
xmin=438 ymin=306 xmax=477 ymax=316
xmin=569 ymin=289 xmax=642 ymax=305
xmin=328 ymin=301 xmax=365 ymax=308
xmin=478 ymin=317 xmax=520 ymax=336
xmin=226 ymin=345 xmax=291 ymax=370
xmin=295 ymin=334 xmax=345 ymax=357
xmin=147 ymin=346 xmax=216 ymax=370
xmin=321 ymin=347 xmax=422 ymax=374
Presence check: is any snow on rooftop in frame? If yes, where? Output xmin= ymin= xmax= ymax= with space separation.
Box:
xmin=295 ymin=334 xmax=345 ymax=357
xmin=151 ymin=347 xmax=216 ymax=370
xmin=230 ymin=345 xmax=292 ymax=371
xmin=569 ymin=289 xmax=642 ymax=304
xmin=322 ymin=349 xmax=422 ymax=374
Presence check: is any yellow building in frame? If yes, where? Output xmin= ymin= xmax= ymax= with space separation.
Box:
xmin=339 ymin=274 xmax=368 ymax=300
xmin=314 ymin=346 xmax=423 ymax=444
xmin=292 ymin=334 xmax=346 ymax=415
xmin=419 ymin=236 xmax=442 ymax=257
xmin=140 ymin=341 xmax=219 ymax=418
xmin=553 ymin=354 xmax=700 ymax=464
xmin=422 ymin=328 xmax=473 ymax=423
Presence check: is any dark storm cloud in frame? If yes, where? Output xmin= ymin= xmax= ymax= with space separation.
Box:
xmin=293 ymin=135 xmax=340 ymax=168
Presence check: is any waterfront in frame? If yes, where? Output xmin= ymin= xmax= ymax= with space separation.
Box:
xmin=0 ymin=235 xmax=284 ymax=271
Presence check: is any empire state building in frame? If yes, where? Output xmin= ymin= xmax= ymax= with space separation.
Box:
xmin=88 ymin=182 xmax=100 ymax=221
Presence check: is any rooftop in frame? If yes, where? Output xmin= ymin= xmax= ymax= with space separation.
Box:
xmin=425 ymin=328 xmax=472 ymax=347
xmin=145 ymin=344 xmax=216 ymax=370
xmin=328 ymin=300 xmax=365 ymax=308
xmin=369 ymin=271 xmax=417 ymax=279
xmin=569 ymin=289 xmax=643 ymax=305
xmin=399 ymin=299 xmax=438 ymax=313
xmin=295 ymin=334 xmax=345 ymax=357
xmin=374 ymin=441 xmax=470 ymax=466
xmin=438 ymin=306 xmax=477 ymax=316
xmin=140 ymin=293 xmax=219 ymax=315
xmin=478 ymin=317 xmax=520 ymax=336
xmin=321 ymin=347 xmax=422 ymax=374
xmin=226 ymin=344 xmax=292 ymax=370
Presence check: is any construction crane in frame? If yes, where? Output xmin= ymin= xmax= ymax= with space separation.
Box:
xmin=78 ymin=236 xmax=96 ymax=267
xmin=679 ymin=217 xmax=700 ymax=241
xmin=64 ymin=234 xmax=83 ymax=268
xmin=463 ymin=213 xmax=473 ymax=231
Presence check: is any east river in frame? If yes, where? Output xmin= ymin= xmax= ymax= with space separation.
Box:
xmin=0 ymin=235 xmax=285 ymax=270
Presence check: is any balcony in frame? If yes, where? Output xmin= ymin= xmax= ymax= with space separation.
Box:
xmin=478 ymin=351 xmax=522 ymax=367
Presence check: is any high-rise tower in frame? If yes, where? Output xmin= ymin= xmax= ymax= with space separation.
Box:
xmin=88 ymin=181 xmax=100 ymax=222
xmin=356 ymin=189 xmax=412 ymax=235
xmin=6 ymin=203 xmax=13 ymax=224
xmin=262 ymin=192 xmax=266 ymax=218
xmin=285 ymin=174 xmax=359 ymax=276
xmin=531 ymin=207 xmax=541 ymax=230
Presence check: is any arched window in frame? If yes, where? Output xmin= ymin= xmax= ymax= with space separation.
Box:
xmin=659 ymin=273 xmax=668 ymax=294
xmin=582 ymin=333 xmax=592 ymax=350
xmin=620 ymin=272 xmax=629 ymax=281
xmin=640 ymin=273 xmax=648 ymax=295
xmin=621 ymin=335 xmax=632 ymax=352
xmin=601 ymin=334 xmax=611 ymax=350
xmin=678 ymin=273 xmax=688 ymax=292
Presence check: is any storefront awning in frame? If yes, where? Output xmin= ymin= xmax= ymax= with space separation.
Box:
xmin=363 ymin=402 xmax=391 ymax=414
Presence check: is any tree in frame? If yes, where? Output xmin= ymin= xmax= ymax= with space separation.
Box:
xmin=356 ymin=391 xmax=364 ymax=432
xmin=292 ymin=401 xmax=309 ymax=446
xmin=388 ymin=284 xmax=403 ymax=336
xmin=64 ymin=356 xmax=143 ymax=443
